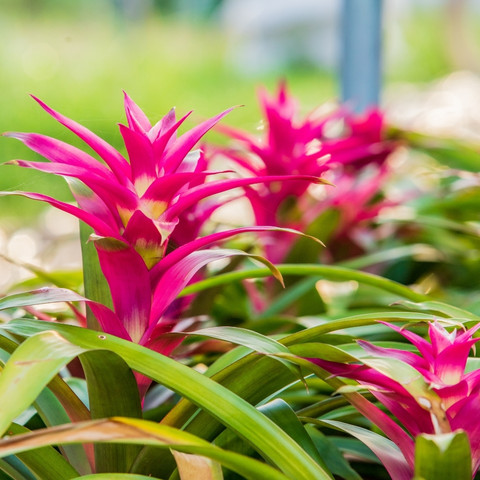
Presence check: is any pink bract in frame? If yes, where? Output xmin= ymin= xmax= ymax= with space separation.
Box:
xmin=217 ymin=82 xmax=397 ymax=263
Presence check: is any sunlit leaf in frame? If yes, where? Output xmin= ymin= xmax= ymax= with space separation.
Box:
xmin=0 ymin=321 xmax=332 ymax=480
xmin=414 ymin=431 xmax=471 ymax=480
xmin=172 ymin=451 xmax=223 ymax=480
xmin=0 ymin=418 xmax=289 ymax=480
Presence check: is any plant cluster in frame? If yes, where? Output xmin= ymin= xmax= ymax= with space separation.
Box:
xmin=0 ymin=84 xmax=480 ymax=480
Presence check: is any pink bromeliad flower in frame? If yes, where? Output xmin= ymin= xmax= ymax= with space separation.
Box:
xmin=309 ymin=321 xmax=480 ymax=479
xmin=217 ymin=82 xmax=397 ymax=263
xmin=2 ymin=94 xmax=321 ymax=357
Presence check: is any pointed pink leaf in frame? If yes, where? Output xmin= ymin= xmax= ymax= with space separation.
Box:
xmin=9 ymin=158 xmax=139 ymax=215
xmin=163 ymin=174 xmax=324 ymax=221
xmin=119 ymin=124 xmax=156 ymax=186
xmin=94 ymin=239 xmax=152 ymax=344
xmin=66 ymin=178 xmax=121 ymax=229
xmin=148 ymin=107 xmax=176 ymax=143
xmin=435 ymin=340 xmax=479 ymax=385
xmin=215 ymin=123 xmax=258 ymax=146
xmin=380 ymin=322 xmax=434 ymax=365
xmin=148 ymin=249 xmax=245 ymax=327
xmin=31 ymin=95 xmax=131 ymax=183
xmin=174 ymin=150 xmax=203 ymax=174
xmin=86 ymin=302 xmax=132 ymax=341
xmin=339 ymin=389 xmax=415 ymax=468
xmin=153 ymin=111 xmax=193 ymax=163
xmin=143 ymin=327 xmax=185 ymax=357
xmin=322 ymin=419 xmax=413 ymax=480
xmin=434 ymin=381 xmax=469 ymax=413
xmin=455 ymin=321 xmax=480 ymax=344
xmin=163 ymin=108 xmax=235 ymax=172
xmin=4 ymin=132 xmax=116 ymax=180
xmin=372 ymin=391 xmax=434 ymax=437
xmin=141 ymin=171 xmax=210 ymax=205
xmin=151 ymin=225 xmax=319 ymax=282
xmin=357 ymin=340 xmax=427 ymax=370
xmin=146 ymin=248 xmax=282 ymax=343
xmin=0 ymin=191 xmax=119 ymax=237
xmin=123 ymin=210 xmax=165 ymax=268
xmin=216 ymin=148 xmax=262 ymax=175
xmin=123 ymin=91 xmax=152 ymax=133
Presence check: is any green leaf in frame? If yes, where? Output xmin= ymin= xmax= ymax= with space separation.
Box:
xmin=307 ymin=418 xmax=412 ymax=480
xmin=0 ymin=288 xmax=85 ymax=311
xmin=204 ymin=346 xmax=252 ymax=378
xmin=258 ymin=399 xmax=326 ymax=468
xmin=414 ymin=431 xmax=472 ymax=480
xmin=80 ymin=350 xmax=143 ymax=473
xmin=0 ymin=418 xmax=290 ymax=480
xmin=261 ymin=245 xmax=437 ymax=318
xmin=184 ymin=326 xmax=290 ymax=356
xmin=394 ymin=300 xmax=480 ymax=321
xmin=4 ymin=423 xmax=80 ymax=480
xmin=1 ymin=321 xmax=332 ymax=480
xmin=179 ymin=264 xmax=430 ymax=303
xmin=80 ymin=222 xmax=112 ymax=330
xmin=306 ymin=427 xmax=362 ymax=480
xmin=153 ymin=313 xmax=429 ymax=470
xmin=0 ymin=455 xmax=37 ymax=480
xmin=0 ymin=253 xmax=83 ymax=292
xmin=287 ymin=343 xmax=358 ymax=363
xmin=0 ymin=330 xmax=86 ymax=437
xmin=34 ymin=387 xmax=91 ymax=474
xmin=182 ymin=326 xmax=302 ymax=379
xmin=339 ymin=244 xmax=442 ymax=271
xmin=72 ymin=475 xmax=163 ymax=480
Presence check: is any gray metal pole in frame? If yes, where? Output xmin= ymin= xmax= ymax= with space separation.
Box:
xmin=340 ymin=0 xmax=383 ymax=113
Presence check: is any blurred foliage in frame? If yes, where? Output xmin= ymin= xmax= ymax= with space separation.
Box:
xmin=2 ymin=1 xmax=477 ymax=223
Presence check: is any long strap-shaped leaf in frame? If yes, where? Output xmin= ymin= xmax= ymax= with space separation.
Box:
xmin=179 ymin=264 xmax=431 ymax=302
xmin=80 ymin=350 xmax=143 ymax=473
xmin=5 ymin=423 xmax=80 ymax=480
xmin=0 ymin=322 xmax=332 ymax=480
xmin=158 ymin=312 xmax=441 ymax=442
xmin=80 ymin=222 xmax=112 ymax=330
xmin=0 ymin=417 xmax=290 ymax=480
xmin=72 ymin=475 xmax=162 ymax=480
xmin=72 ymin=475 xmax=161 ymax=480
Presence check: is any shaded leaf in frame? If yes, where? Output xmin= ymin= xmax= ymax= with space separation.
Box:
xmin=80 ymin=350 xmax=142 ymax=473
xmin=309 ymin=418 xmax=412 ymax=480
xmin=4 ymin=423 xmax=79 ymax=480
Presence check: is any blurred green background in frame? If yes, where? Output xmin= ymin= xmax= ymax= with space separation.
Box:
xmin=1 ymin=0 xmax=478 ymax=223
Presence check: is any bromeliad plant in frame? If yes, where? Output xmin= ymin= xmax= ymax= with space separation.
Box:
xmin=303 ymin=319 xmax=480 ymax=479
xmin=2 ymin=93 xmax=324 ymax=359
xmin=0 ymin=86 xmax=480 ymax=480
xmin=216 ymin=82 xmax=398 ymax=264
